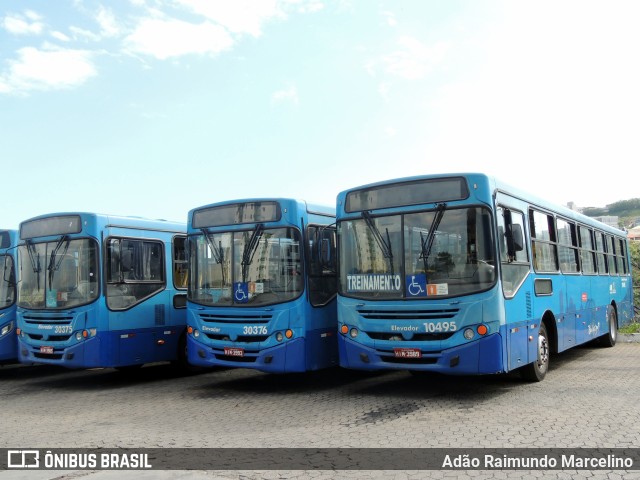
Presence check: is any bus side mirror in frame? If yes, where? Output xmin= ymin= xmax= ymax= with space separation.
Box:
xmin=507 ymin=224 xmax=524 ymax=258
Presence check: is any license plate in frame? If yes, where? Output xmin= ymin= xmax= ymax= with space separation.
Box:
xmin=224 ymin=347 xmax=245 ymax=357
xmin=393 ymin=348 xmax=422 ymax=359
xmin=40 ymin=346 xmax=54 ymax=354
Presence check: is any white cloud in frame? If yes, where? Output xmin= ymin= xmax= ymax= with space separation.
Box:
xmin=175 ymin=0 xmax=283 ymax=36
xmin=2 ymin=11 xmax=44 ymax=35
xmin=124 ymin=17 xmax=234 ymax=59
xmin=0 ymin=45 xmax=96 ymax=94
xmin=96 ymin=6 xmax=120 ymax=37
xmin=69 ymin=26 xmax=102 ymax=42
xmin=272 ymin=84 xmax=299 ymax=105
xmin=51 ymin=31 xmax=71 ymax=42
xmin=383 ymin=36 xmax=448 ymax=80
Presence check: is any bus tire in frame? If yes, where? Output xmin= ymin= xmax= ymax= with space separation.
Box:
xmin=171 ymin=333 xmax=189 ymax=370
xmin=598 ymin=305 xmax=617 ymax=348
xmin=520 ymin=322 xmax=549 ymax=382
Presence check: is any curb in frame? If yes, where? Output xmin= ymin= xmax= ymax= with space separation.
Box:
xmin=619 ymin=333 xmax=640 ymax=343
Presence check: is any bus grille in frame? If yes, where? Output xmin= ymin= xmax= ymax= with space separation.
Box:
xmin=356 ymin=308 xmax=459 ymax=321
xmin=367 ymin=332 xmax=454 ymax=341
xmin=198 ymin=313 xmax=272 ymax=324
xmin=22 ymin=314 xmax=73 ymax=325
xmin=204 ymin=333 xmax=269 ymax=343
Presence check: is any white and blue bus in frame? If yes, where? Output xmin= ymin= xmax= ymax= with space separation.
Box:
xmin=16 ymin=213 xmax=188 ymax=370
xmin=0 ymin=230 xmax=18 ymax=364
xmin=186 ymin=199 xmax=338 ymax=373
xmin=336 ymin=173 xmax=633 ymax=381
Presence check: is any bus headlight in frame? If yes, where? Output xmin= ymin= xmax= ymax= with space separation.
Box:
xmin=1 ymin=322 xmax=12 ymax=336
xmin=276 ymin=332 xmax=284 ymax=342
xmin=463 ymin=328 xmax=474 ymax=340
xmin=349 ymin=328 xmax=358 ymax=338
xmin=76 ymin=332 xmax=83 ymax=341
xmin=193 ymin=329 xmax=200 ymax=338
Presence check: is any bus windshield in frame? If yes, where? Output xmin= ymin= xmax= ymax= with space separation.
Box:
xmin=339 ymin=206 xmax=496 ymax=299
xmin=17 ymin=238 xmax=99 ymax=309
xmin=188 ymin=227 xmax=303 ymax=307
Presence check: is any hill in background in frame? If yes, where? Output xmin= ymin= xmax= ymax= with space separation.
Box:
xmin=582 ymin=199 xmax=640 ymax=228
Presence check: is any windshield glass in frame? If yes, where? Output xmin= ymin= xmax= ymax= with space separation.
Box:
xmin=0 ymin=255 xmax=15 ymax=309
xmin=188 ymin=227 xmax=303 ymax=307
xmin=339 ymin=206 xmax=496 ymax=299
xmin=17 ymin=238 xmax=99 ymax=309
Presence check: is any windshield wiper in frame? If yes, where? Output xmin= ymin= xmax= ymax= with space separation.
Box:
xmin=47 ymin=235 xmax=70 ymax=288
xmin=25 ymin=239 xmax=42 ymax=290
xmin=241 ymin=223 xmax=264 ymax=283
xmin=362 ymin=211 xmax=394 ymax=275
xmin=419 ymin=203 xmax=446 ymax=272
xmin=200 ymin=229 xmax=227 ymax=286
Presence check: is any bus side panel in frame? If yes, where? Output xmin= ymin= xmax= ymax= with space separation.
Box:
xmin=0 ymin=309 xmax=17 ymax=363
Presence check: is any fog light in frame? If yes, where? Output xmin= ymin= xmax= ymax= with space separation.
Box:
xmin=285 ymin=329 xmax=293 ymax=339
xmin=82 ymin=330 xmax=89 ymax=338
xmin=187 ymin=326 xmax=193 ymax=334
xmin=349 ymin=328 xmax=358 ymax=338
xmin=463 ymin=328 xmax=474 ymax=340
xmin=89 ymin=328 xmax=97 ymax=337
xmin=276 ymin=332 xmax=284 ymax=342
xmin=477 ymin=325 xmax=488 ymax=336
xmin=340 ymin=325 xmax=349 ymax=335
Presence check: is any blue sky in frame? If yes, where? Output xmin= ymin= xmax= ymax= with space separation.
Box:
xmin=1 ymin=0 xmax=639 ymax=230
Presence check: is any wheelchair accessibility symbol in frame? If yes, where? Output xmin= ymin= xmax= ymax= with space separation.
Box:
xmin=234 ymin=282 xmax=249 ymax=303
xmin=405 ymin=274 xmax=427 ymax=297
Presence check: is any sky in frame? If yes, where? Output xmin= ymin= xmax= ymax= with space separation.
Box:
xmin=1 ymin=0 xmax=639 ymax=230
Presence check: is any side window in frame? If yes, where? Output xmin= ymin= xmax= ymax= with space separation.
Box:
xmin=605 ymin=235 xmax=617 ymax=275
xmin=578 ymin=226 xmax=596 ymax=274
xmin=594 ymin=232 xmax=607 ymax=274
xmin=530 ymin=209 xmax=558 ymax=272
xmin=106 ymin=237 xmax=165 ymax=310
xmin=307 ymin=225 xmax=337 ymax=306
xmin=617 ymin=238 xmax=628 ymax=274
xmin=173 ymin=235 xmax=187 ymax=289
xmin=497 ymin=207 xmax=529 ymax=297
xmin=556 ymin=218 xmax=579 ymax=273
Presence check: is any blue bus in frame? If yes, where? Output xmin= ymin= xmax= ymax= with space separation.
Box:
xmin=186 ymin=198 xmax=338 ymax=373
xmin=15 ymin=213 xmax=188 ymax=370
xmin=0 ymin=230 xmax=18 ymax=364
xmin=336 ymin=173 xmax=633 ymax=381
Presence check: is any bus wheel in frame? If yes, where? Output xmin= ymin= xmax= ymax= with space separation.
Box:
xmin=171 ymin=333 xmax=190 ymax=371
xmin=520 ymin=323 xmax=549 ymax=382
xmin=598 ymin=305 xmax=617 ymax=348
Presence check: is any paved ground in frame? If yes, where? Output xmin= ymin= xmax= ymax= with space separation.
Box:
xmin=1 ymin=342 xmax=640 ymax=479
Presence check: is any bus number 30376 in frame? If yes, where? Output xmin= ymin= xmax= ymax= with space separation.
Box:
xmin=243 ymin=326 xmax=268 ymax=335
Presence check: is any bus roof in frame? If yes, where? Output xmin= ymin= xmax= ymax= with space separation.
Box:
xmin=337 ymin=172 xmax=625 ymax=236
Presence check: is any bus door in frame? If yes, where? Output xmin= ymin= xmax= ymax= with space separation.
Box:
xmin=496 ymin=204 xmax=535 ymax=372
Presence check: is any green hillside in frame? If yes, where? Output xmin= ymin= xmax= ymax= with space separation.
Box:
xmin=582 ymin=198 xmax=640 ymax=228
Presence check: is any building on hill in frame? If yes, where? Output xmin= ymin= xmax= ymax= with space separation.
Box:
xmin=628 ymin=226 xmax=640 ymax=241
xmin=593 ymin=216 xmax=620 ymax=229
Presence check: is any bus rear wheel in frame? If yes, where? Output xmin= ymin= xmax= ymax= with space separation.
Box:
xmin=598 ymin=305 xmax=617 ymax=348
xmin=520 ymin=323 xmax=549 ymax=382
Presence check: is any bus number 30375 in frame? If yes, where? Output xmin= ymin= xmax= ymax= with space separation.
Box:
xmin=243 ymin=326 xmax=268 ymax=335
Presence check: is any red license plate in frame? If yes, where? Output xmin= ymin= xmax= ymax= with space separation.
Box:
xmin=40 ymin=346 xmax=54 ymax=354
xmin=393 ymin=348 xmax=422 ymax=359
xmin=224 ymin=347 xmax=245 ymax=357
